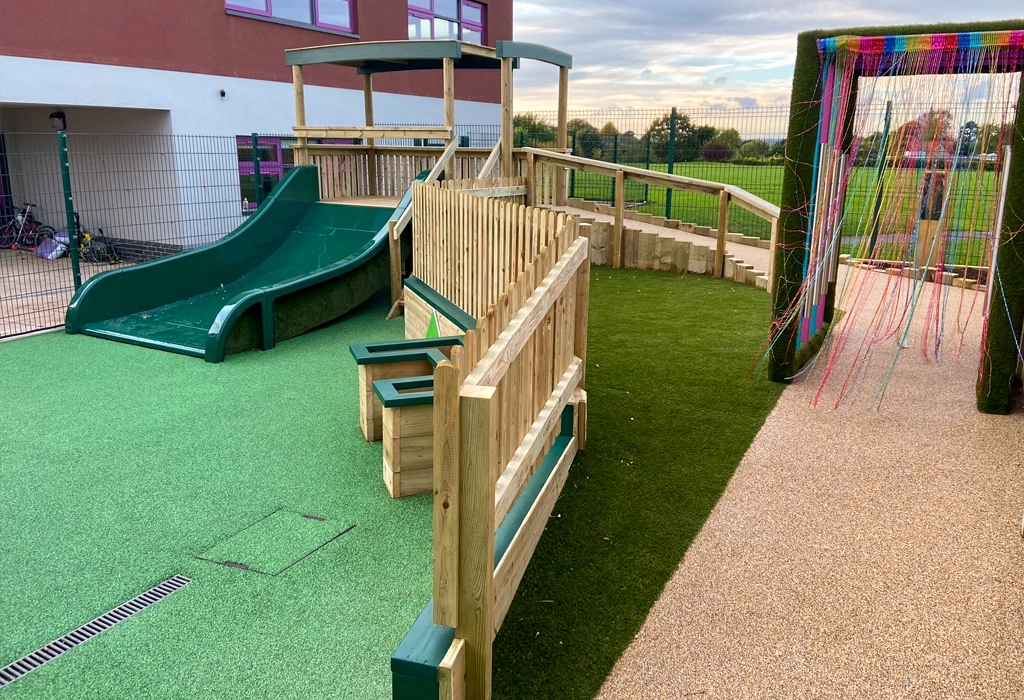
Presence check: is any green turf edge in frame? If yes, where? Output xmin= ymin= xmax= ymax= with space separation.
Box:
xmin=490 ymin=268 xmax=785 ymax=699
xmin=768 ymin=19 xmax=1024 ymax=413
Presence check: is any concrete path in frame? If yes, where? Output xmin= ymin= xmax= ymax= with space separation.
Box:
xmin=598 ymin=268 xmax=1024 ymax=699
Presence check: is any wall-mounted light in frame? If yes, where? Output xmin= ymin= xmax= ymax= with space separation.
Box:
xmin=219 ymin=89 xmax=226 ymax=98
xmin=49 ymin=111 xmax=66 ymax=131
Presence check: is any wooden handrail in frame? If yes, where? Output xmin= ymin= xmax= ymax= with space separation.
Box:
xmin=391 ymin=138 xmax=462 ymax=239
xmin=304 ymin=144 xmax=491 ymax=157
xmin=517 ymin=146 xmax=781 ymax=223
xmin=477 ymin=140 xmax=502 ymax=179
xmin=293 ymin=125 xmax=452 ymax=140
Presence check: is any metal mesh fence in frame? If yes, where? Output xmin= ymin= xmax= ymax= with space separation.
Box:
xmin=0 ymin=132 xmax=243 ymax=338
xmin=517 ymin=106 xmax=791 ymax=239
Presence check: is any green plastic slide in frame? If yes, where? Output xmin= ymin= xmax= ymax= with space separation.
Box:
xmin=66 ymin=165 xmax=410 ymax=362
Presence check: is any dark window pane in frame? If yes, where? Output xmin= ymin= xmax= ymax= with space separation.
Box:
xmin=461 ymin=1 xmax=481 ymax=23
xmin=272 ymin=0 xmax=311 ymax=23
xmin=434 ymin=0 xmax=457 ymax=19
xmin=317 ymin=0 xmax=351 ymax=29
xmin=227 ymin=0 xmax=268 ymax=11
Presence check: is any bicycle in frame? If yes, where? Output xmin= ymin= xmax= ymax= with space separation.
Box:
xmin=0 ymin=203 xmax=56 ymax=250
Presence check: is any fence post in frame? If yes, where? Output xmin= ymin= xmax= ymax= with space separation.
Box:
xmin=644 ymin=133 xmax=652 ymax=204
xmin=664 ymin=107 xmax=678 ymax=220
xmin=569 ymin=132 xmax=577 ymax=200
xmin=58 ymin=131 xmax=81 ymax=290
xmin=457 ymin=385 xmax=497 ymax=700
xmin=612 ymin=170 xmax=625 ymax=268
xmin=715 ymin=189 xmax=730 ymax=278
xmin=610 ymin=134 xmax=619 ymax=208
xmin=251 ymin=133 xmax=263 ymax=207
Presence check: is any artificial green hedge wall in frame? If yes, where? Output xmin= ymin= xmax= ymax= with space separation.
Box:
xmin=769 ymin=20 xmax=1024 ymax=414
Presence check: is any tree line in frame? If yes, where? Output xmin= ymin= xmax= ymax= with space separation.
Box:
xmin=513 ymin=112 xmax=786 ymax=165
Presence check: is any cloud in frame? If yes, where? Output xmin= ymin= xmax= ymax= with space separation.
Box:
xmin=512 ymin=0 xmax=1022 ymax=110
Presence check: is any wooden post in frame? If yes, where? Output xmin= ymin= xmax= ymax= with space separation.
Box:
xmin=500 ymin=58 xmax=514 ymax=179
xmin=433 ymin=362 xmax=461 ymax=627
xmin=574 ymin=224 xmax=591 ymax=449
xmin=555 ymin=66 xmax=569 ymax=206
xmin=612 ymin=170 xmax=625 ymax=268
xmin=388 ymin=220 xmax=402 ymax=309
xmin=364 ymin=73 xmax=378 ymax=196
xmin=525 ymin=151 xmax=535 ymax=206
xmin=457 ymin=385 xmax=497 ymax=700
xmin=292 ymin=65 xmax=307 ymax=165
xmin=715 ymin=190 xmax=730 ymax=278
xmin=444 ymin=57 xmax=456 ymax=181
xmin=767 ymin=216 xmax=779 ymax=295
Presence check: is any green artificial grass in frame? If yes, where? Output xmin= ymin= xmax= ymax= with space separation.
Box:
xmin=0 ymin=289 xmax=434 ymax=699
xmin=491 ymin=268 xmax=784 ymax=699
xmin=197 ymin=509 xmax=352 ymax=576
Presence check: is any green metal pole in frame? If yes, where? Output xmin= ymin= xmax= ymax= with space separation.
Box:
xmin=644 ymin=132 xmax=652 ymax=203
xmin=569 ymin=132 xmax=577 ymax=199
xmin=58 ymin=131 xmax=81 ymax=290
xmin=867 ymin=100 xmax=892 ymax=255
xmin=519 ymin=133 xmax=525 ymax=148
xmin=611 ymin=133 xmax=619 ymax=206
xmin=665 ymin=107 xmax=678 ymax=220
xmin=251 ymin=133 xmax=263 ymax=206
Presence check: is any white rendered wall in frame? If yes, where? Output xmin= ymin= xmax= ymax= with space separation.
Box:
xmin=0 ymin=55 xmax=500 ymax=135
xmin=0 ymin=55 xmax=499 ymax=249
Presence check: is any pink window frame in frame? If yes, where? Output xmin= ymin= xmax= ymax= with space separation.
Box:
xmin=407 ymin=1 xmax=485 ymax=42
xmin=314 ymin=0 xmax=355 ymax=33
xmin=460 ymin=0 xmax=484 ymax=42
xmin=225 ymin=0 xmax=355 ymax=33
xmin=225 ymin=0 xmax=271 ymax=17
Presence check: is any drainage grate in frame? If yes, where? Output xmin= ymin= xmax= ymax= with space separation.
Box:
xmin=0 ymin=574 xmax=191 ymax=689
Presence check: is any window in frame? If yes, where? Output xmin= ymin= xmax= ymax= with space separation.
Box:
xmin=226 ymin=0 xmax=355 ymax=34
xmin=407 ymin=0 xmax=485 ymax=44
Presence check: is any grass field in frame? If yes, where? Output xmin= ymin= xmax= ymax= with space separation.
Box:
xmin=1 ymin=272 xmax=783 ymax=699
xmin=571 ymin=161 xmax=1000 ymax=264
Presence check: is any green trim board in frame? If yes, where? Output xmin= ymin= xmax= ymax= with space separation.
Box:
xmin=768 ymin=19 xmax=1024 ymax=414
xmin=391 ymin=405 xmax=576 ymax=700
xmin=66 ymin=166 xmax=414 ymax=363
xmin=373 ymin=376 xmax=435 ymax=409
xmin=496 ymin=41 xmax=573 ymax=69
xmin=404 ymin=277 xmax=478 ymax=332
xmin=349 ymin=336 xmax=463 ymax=364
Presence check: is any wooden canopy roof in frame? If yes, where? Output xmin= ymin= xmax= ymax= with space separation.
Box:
xmin=284 ymin=39 xmax=572 ymax=74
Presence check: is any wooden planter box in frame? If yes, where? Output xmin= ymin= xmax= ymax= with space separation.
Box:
xmin=375 ymin=376 xmax=435 ymax=499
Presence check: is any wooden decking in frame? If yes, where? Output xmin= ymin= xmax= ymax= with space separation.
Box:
xmin=324 ymin=196 xmax=403 ymax=209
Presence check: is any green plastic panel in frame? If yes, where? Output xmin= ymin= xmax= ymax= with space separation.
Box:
xmin=404 ymin=278 xmax=477 ymax=331
xmin=67 ymin=166 xmax=409 ymax=362
xmin=373 ymin=375 xmax=434 ymax=408
xmin=349 ymin=337 xmax=463 ymax=365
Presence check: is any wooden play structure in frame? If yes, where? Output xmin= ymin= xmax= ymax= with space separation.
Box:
xmin=281 ymin=35 xmax=790 ymax=700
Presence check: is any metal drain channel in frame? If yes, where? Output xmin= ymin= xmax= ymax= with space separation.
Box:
xmin=0 ymin=574 xmax=191 ymax=689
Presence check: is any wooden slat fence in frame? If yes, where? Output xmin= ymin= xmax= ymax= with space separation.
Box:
xmin=412 ymin=181 xmax=572 ymax=319
xmin=429 ymin=187 xmax=590 ymax=699
xmin=302 ymin=145 xmax=493 ymax=200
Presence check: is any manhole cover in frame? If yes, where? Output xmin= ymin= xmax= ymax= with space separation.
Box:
xmin=198 ymin=509 xmax=354 ymax=575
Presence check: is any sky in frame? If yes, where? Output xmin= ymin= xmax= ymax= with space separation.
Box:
xmin=511 ymin=1 xmax=1023 ymax=112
